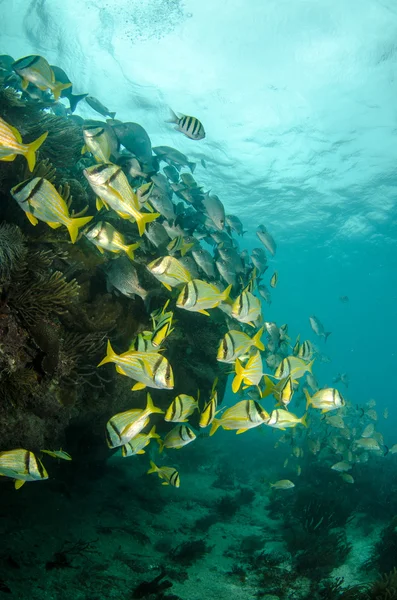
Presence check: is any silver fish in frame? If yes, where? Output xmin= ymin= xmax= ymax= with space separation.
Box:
xmin=192 ymin=248 xmax=217 ymax=280
xmin=202 ymin=192 xmax=225 ymax=231
xmin=309 ymin=315 xmax=331 ymax=343
xmin=216 ymin=258 xmax=238 ymax=287
xmin=226 ymin=214 xmax=245 ymax=236
xmin=105 ymin=256 xmax=150 ymax=301
xmin=85 ymin=95 xmax=116 ymax=119
xmin=144 ymin=221 xmax=171 ymax=250
xmin=153 ymin=146 xmax=195 ymax=173
xmin=258 ymin=284 xmax=271 ymax=305
xmin=256 ymin=224 xmax=276 ymax=256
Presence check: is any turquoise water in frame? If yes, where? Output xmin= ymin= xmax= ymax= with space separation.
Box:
xmin=1 ymin=1 xmax=397 ymax=598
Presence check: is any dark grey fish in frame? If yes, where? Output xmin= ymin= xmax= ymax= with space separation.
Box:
xmin=153 ymin=146 xmax=195 ymax=173
xmin=163 ymin=165 xmax=180 ymax=183
xmin=309 ymin=315 xmax=331 ymax=343
xmin=258 ymin=284 xmax=272 ymax=305
xmin=192 ymin=247 xmax=217 ymax=280
xmin=202 ymin=192 xmax=225 ymax=231
xmin=257 ymin=224 xmax=277 ymax=256
xmin=251 ymin=247 xmax=268 ymax=273
xmin=105 ymin=256 xmax=148 ymax=301
xmin=85 ymin=95 xmax=116 ymax=119
xmin=144 ymin=221 xmax=171 ymax=250
xmin=111 ymin=121 xmax=152 ymax=163
xmin=217 ymin=245 xmax=244 ymax=274
xmin=215 ymin=258 xmax=238 ymax=287
xmin=179 ymin=255 xmax=200 ymax=279
xmin=50 ymin=65 xmax=88 ymax=112
xmin=226 ymin=214 xmax=245 ymax=236
xmin=0 ymin=55 xmax=15 ymax=71
xmin=149 ymin=187 xmax=176 ymax=221
xmin=151 ymin=173 xmax=173 ymax=199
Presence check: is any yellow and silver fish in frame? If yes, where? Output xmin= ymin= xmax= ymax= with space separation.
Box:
xmin=210 ymin=399 xmax=269 ymax=436
xmin=266 ymin=409 xmax=307 ymax=430
xmin=84 ymin=163 xmax=159 ymax=236
xmin=262 ymin=375 xmax=294 ymax=408
xmin=304 ymin=388 xmax=345 ymax=413
xmin=270 ymin=271 xmax=278 ymax=288
xmin=147 ymin=255 xmax=192 ymax=291
xmin=275 ymin=356 xmax=314 ymax=380
xmin=0 ymin=449 xmax=48 ymax=489
xmin=147 ymin=460 xmax=180 ymax=487
xmin=0 ymin=117 xmax=47 ymax=171
xmin=217 ymin=327 xmax=264 ymax=363
xmin=199 ymin=389 xmax=218 ymax=428
xmin=166 ymin=109 xmax=205 ymax=141
xmin=159 ymin=424 xmax=196 ymax=451
xmin=165 ymin=394 xmax=199 ymax=422
xmin=231 ymin=290 xmax=262 ymax=327
xmin=150 ymin=301 xmax=174 ymax=348
xmin=106 ymin=394 xmax=164 ymax=448
xmin=177 ymin=279 xmax=232 ymax=316
xmin=11 ymin=177 xmax=93 ymax=242
xmin=41 ymin=449 xmax=72 ymax=461
xmin=13 ymin=55 xmax=72 ymax=100
xmin=85 ymin=221 xmax=139 ymax=260
xmin=270 ymin=479 xmax=295 ymax=490
xmin=121 ymin=426 xmax=159 ymax=457
xmin=232 ymin=351 xmax=263 ymax=393
xmin=82 ymin=123 xmax=117 ymax=163
xmin=167 ymin=235 xmax=195 ymax=257
xmin=98 ymin=340 xmax=174 ymax=391
xmin=297 ymin=340 xmax=314 ymax=361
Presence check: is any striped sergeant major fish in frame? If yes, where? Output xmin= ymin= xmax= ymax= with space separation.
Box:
xmin=166 ymin=109 xmax=205 ymax=141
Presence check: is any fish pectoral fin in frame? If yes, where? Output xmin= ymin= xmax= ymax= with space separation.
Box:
xmin=137 ymin=450 xmax=146 ymax=455
xmin=162 ymin=283 xmax=172 ymax=292
xmin=131 ymin=382 xmax=146 ymax=391
xmin=117 ymin=212 xmax=132 ymax=220
xmin=21 ymin=78 xmax=29 ymax=90
xmin=1 ymin=153 xmax=17 ymax=161
xmin=236 ymin=428 xmax=249 ymax=434
xmin=197 ymin=309 xmax=210 ymax=316
xmin=97 ymin=246 xmax=105 ymax=254
xmin=26 ymin=212 xmax=39 ymax=226
xmin=96 ymin=197 xmax=104 ymax=211
xmin=161 ymin=481 xmax=169 ymax=485
xmin=115 ymin=365 xmax=128 ymax=376
xmin=15 ymin=480 xmax=25 ymax=490
xmin=47 ymin=222 xmax=62 ymax=229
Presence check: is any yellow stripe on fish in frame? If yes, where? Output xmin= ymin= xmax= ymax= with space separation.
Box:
xmin=0 ymin=117 xmax=48 ymax=171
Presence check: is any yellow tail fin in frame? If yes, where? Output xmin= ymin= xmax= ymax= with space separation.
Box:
xmin=220 ymin=284 xmax=232 ymax=303
xmin=97 ymin=339 xmax=117 ymax=367
xmin=148 ymin=426 xmax=160 ymax=440
xmin=145 ymin=392 xmax=164 ymax=416
xmin=209 ymin=419 xmax=221 ymax=437
xmin=134 ymin=211 xmax=160 ymax=237
xmin=52 ymin=81 xmax=72 ymax=101
xmin=306 ymin=359 xmax=315 ymax=374
xmin=147 ymin=460 xmax=158 ymax=474
xmin=125 ymin=242 xmax=139 ymax=261
xmin=66 ymin=215 xmax=93 ymax=244
xmin=231 ymin=359 xmax=244 ymax=394
xmin=303 ymin=388 xmax=312 ymax=411
xmin=25 ymin=131 xmax=48 ymax=172
xmin=252 ymin=327 xmax=265 ymax=351
xmin=300 ymin=413 xmax=308 ymax=428
xmin=262 ymin=375 xmax=276 ymax=398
